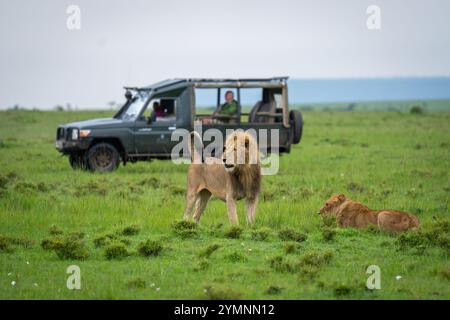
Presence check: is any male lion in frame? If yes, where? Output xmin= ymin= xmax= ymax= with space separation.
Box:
xmin=319 ymin=194 xmax=419 ymax=233
xmin=183 ymin=130 xmax=261 ymax=225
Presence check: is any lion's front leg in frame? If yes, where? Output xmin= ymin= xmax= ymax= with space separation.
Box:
xmin=246 ymin=196 xmax=258 ymax=225
xmin=226 ymin=195 xmax=239 ymax=225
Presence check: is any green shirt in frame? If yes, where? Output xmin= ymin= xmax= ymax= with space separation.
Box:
xmin=218 ymin=100 xmax=238 ymax=115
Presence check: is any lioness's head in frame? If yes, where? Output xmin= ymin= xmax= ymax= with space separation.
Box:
xmin=319 ymin=194 xmax=346 ymax=215
xmin=222 ymin=131 xmax=259 ymax=172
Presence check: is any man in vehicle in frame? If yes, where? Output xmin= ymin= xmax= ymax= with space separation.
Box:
xmin=213 ymin=90 xmax=239 ymax=123
xmin=150 ymin=101 xmax=166 ymax=122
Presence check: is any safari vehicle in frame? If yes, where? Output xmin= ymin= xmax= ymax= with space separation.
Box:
xmin=55 ymin=77 xmax=303 ymax=172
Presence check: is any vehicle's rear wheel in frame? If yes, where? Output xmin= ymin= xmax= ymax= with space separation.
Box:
xmin=86 ymin=143 xmax=120 ymax=172
xmin=69 ymin=153 xmax=89 ymax=170
xmin=289 ymin=110 xmax=303 ymax=144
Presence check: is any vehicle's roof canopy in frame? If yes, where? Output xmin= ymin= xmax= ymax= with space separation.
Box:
xmin=126 ymin=77 xmax=289 ymax=93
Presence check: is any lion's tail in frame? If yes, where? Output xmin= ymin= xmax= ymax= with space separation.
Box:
xmin=190 ymin=131 xmax=203 ymax=163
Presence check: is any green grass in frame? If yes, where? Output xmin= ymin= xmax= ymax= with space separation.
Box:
xmin=0 ymin=109 xmax=449 ymax=299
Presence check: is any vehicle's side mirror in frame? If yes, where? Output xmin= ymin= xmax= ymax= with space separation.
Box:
xmin=147 ymin=117 xmax=152 ymax=125
xmin=125 ymin=90 xmax=132 ymax=100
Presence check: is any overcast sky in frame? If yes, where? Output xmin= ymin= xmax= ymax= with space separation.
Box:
xmin=1 ymin=0 xmax=449 ymax=109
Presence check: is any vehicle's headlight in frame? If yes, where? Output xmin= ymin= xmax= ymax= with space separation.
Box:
xmin=80 ymin=130 xmax=91 ymax=138
xmin=71 ymin=128 xmax=79 ymax=140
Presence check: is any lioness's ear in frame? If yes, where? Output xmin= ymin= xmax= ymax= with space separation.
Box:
xmin=337 ymin=194 xmax=346 ymax=201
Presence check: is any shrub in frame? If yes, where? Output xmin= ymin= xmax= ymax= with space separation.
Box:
xmin=41 ymin=235 xmax=89 ymax=260
xmin=224 ymin=226 xmax=243 ymax=239
xmin=278 ymin=228 xmax=307 ymax=242
xmin=410 ymin=106 xmax=424 ymax=114
xmin=199 ymin=244 xmax=220 ymax=258
xmin=137 ymin=239 xmax=163 ymax=257
xmin=251 ymin=227 xmax=271 ymax=241
xmin=172 ymin=220 xmax=198 ymax=238
xmin=104 ymin=242 xmax=129 ymax=260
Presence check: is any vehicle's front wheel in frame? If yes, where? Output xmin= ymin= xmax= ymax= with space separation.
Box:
xmin=86 ymin=143 xmax=120 ymax=172
xmin=69 ymin=153 xmax=89 ymax=170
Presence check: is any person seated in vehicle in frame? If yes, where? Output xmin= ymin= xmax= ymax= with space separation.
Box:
xmin=213 ymin=90 xmax=239 ymax=123
xmin=150 ymin=101 xmax=166 ymax=122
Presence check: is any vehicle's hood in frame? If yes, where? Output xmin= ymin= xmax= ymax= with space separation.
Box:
xmin=60 ymin=118 xmax=125 ymax=129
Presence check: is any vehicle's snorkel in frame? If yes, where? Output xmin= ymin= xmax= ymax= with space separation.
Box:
xmin=114 ymin=87 xmax=139 ymax=119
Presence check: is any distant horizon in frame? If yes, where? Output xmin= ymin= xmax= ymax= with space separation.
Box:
xmin=3 ymin=76 xmax=450 ymax=110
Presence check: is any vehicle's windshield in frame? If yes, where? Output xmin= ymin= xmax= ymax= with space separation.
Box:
xmin=118 ymin=91 xmax=149 ymax=121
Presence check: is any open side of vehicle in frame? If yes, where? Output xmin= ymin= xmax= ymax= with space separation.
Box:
xmin=55 ymin=77 xmax=303 ymax=172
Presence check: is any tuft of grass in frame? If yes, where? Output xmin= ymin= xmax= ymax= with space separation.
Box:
xmin=266 ymin=285 xmax=283 ymax=295
xmin=223 ymin=226 xmax=244 ymax=239
xmin=171 ymin=220 xmax=198 ymax=238
xmin=204 ymin=285 xmax=242 ymax=300
xmin=198 ymin=243 xmax=220 ymax=258
xmin=321 ymin=227 xmax=336 ymax=241
xmin=137 ymin=239 xmax=163 ymax=257
xmin=396 ymin=219 xmax=449 ymax=252
xmin=0 ymin=235 xmax=34 ymax=251
xmin=93 ymin=233 xmax=117 ymax=247
xmin=48 ymin=224 xmax=64 ymax=235
xmin=283 ymin=242 xmax=301 ymax=254
xmin=194 ymin=259 xmax=210 ymax=272
xmin=0 ymin=236 xmax=14 ymax=253
xmin=321 ymin=215 xmax=336 ymax=228
xmin=120 ymin=224 xmax=141 ymax=236
xmin=278 ymin=228 xmax=307 ymax=242
xmin=104 ymin=242 xmax=129 ymax=260
xmin=250 ymin=227 xmax=271 ymax=241
xmin=268 ymin=256 xmax=295 ymax=273
xmin=126 ymin=278 xmax=146 ymax=289
xmin=333 ymin=283 xmax=353 ymax=297
xmin=226 ymin=251 xmax=247 ymax=263
xmin=320 ymin=215 xmax=337 ymax=241
xmin=299 ymin=250 xmax=334 ymax=267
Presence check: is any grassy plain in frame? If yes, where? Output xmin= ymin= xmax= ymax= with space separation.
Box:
xmin=0 ymin=109 xmax=449 ymax=299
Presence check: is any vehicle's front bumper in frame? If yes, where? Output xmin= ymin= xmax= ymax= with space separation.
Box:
xmin=55 ymin=139 xmax=91 ymax=154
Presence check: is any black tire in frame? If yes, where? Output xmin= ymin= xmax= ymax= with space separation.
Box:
xmin=289 ymin=110 xmax=303 ymax=144
xmin=86 ymin=143 xmax=120 ymax=172
xmin=69 ymin=153 xmax=89 ymax=170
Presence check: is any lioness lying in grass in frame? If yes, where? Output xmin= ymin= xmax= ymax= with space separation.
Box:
xmin=319 ymin=194 xmax=419 ymax=233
